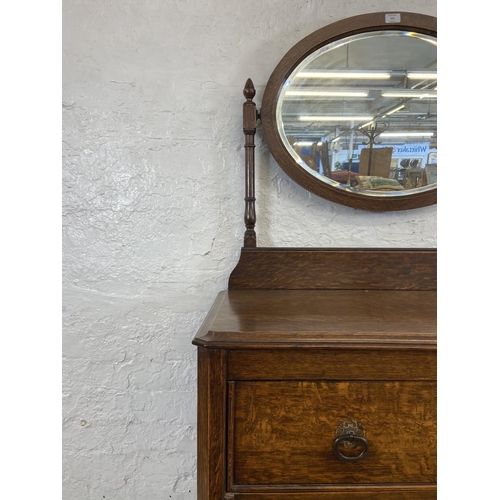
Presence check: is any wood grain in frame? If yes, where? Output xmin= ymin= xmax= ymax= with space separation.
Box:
xmin=228 ymin=248 xmax=437 ymax=291
xmin=193 ymin=289 xmax=436 ymax=349
xmin=197 ymin=348 xmax=227 ymax=500
xmin=227 ymin=349 xmax=436 ymax=381
xmin=230 ymin=381 xmax=436 ymax=486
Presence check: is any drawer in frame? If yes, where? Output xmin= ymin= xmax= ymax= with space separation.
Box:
xmin=228 ymin=381 xmax=436 ymax=489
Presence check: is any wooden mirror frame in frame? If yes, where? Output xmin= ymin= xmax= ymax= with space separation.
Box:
xmin=260 ymin=12 xmax=437 ymax=211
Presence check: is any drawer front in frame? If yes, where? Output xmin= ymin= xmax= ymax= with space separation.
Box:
xmin=228 ymin=381 xmax=436 ymax=488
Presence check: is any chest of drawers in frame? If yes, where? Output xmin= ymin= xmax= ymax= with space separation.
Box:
xmin=193 ymin=248 xmax=437 ymax=500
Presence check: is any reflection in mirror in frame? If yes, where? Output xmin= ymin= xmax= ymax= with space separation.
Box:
xmin=277 ymin=31 xmax=437 ymax=196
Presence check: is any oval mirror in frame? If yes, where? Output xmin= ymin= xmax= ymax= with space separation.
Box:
xmin=261 ymin=12 xmax=437 ymax=211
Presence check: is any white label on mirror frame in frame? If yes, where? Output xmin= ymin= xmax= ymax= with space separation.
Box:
xmin=385 ymin=13 xmax=401 ymax=23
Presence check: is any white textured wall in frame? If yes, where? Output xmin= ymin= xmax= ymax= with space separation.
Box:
xmin=62 ymin=1 xmax=437 ymax=498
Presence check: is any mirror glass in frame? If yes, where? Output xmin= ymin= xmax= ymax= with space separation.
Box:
xmin=276 ymin=31 xmax=437 ymax=196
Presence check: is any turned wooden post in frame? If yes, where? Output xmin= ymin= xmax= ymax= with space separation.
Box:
xmin=243 ymin=78 xmax=258 ymax=248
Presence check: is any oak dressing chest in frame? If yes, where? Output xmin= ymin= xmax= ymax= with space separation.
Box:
xmin=193 ymin=12 xmax=437 ymax=500
xmin=193 ymin=248 xmax=436 ymax=500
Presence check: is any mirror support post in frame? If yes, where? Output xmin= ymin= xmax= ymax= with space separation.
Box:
xmin=243 ymin=78 xmax=258 ymax=248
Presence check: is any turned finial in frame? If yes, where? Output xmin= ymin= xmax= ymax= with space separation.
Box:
xmin=243 ymin=78 xmax=256 ymax=102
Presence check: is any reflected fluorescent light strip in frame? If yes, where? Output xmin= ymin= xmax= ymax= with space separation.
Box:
xmin=385 ymin=104 xmax=405 ymax=115
xmin=296 ymin=71 xmax=391 ymax=79
xmin=286 ymin=90 xmax=368 ymax=97
xmin=359 ymin=120 xmax=375 ymax=128
xmin=380 ymin=132 xmax=434 ymax=137
xmin=407 ymin=72 xmax=437 ymax=79
xmin=294 ymin=141 xmax=323 ymax=146
xmin=382 ymin=90 xmax=437 ymax=98
xmin=299 ymin=116 xmax=373 ymax=122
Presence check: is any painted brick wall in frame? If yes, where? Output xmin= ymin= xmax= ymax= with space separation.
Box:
xmin=62 ymin=0 xmax=437 ymax=498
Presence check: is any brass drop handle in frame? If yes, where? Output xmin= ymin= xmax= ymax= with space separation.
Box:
xmin=333 ymin=419 xmax=369 ymax=462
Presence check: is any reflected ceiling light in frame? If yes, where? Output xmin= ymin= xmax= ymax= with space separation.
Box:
xmin=407 ymin=72 xmax=437 ymax=79
xmin=382 ymin=90 xmax=437 ymax=98
xmin=296 ymin=71 xmax=391 ymax=79
xmin=380 ymin=132 xmax=434 ymax=137
xmin=294 ymin=141 xmax=323 ymax=146
xmin=285 ymin=90 xmax=368 ymax=97
xmin=385 ymin=104 xmax=405 ymax=115
xmin=359 ymin=120 xmax=375 ymax=128
xmin=299 ymin=116 xmax=373 ymax=121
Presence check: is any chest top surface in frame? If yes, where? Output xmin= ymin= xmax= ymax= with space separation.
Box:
xmin=193 ymin=248 xmax=436 ymax=350
xmin=193 ymin=289 xmax=436 ymax=349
